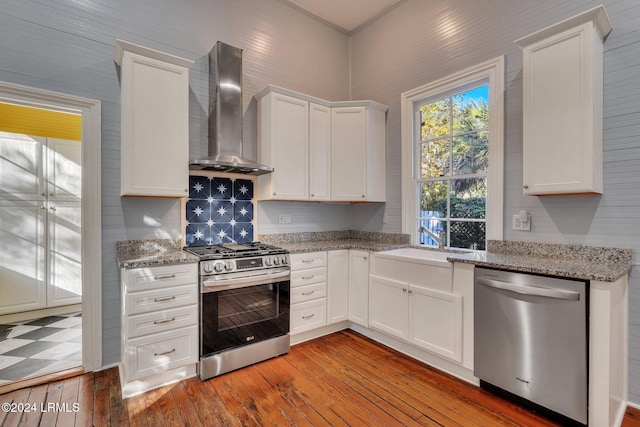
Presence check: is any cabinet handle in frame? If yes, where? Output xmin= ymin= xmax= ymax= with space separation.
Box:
xmin=302 ymin=314 xmax=315 ymax=319
xmin=311 ymin=194 xmax=314 ymax=197
xmin=153 ymin=317 xmax=176 ymax=325
xmin=154 ymin=348 xmax=176 ymax=357
xmin=153 ymin=274 xmax=176 ymax=280
xmin=153 ymin=295 xmax=176 ymax=302
xmin=362 ymin=195 xmax=365 ymax=198
xmin=301 ymin=259 xmax=314 ymax=263
xmin=49 ymin=206 xmax=56 ymax=212
xmin=41 ymin=205 xmax=46 ymax=210
xmin=363 ymin=256 xmax=368 ymax=260
xmin=301 ymin=290 xmax=315 ymax=296
xmin=408 ymin=289 xmax=413 ymax=294
xmin=523 ymin=184 xmax=529 ymax=189
xmin=402 ymin=288 xmax=407 ymax=293
xmin=301 ymin=275 xmax=315 ymax=280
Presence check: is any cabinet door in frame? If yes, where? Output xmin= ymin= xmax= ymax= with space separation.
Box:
xmin=264 ymin=93 xmax=309 ymax=200
xmin=120 ymin=51 xmax=190 ymax=197
xmin=348 ymin=250 xmax=369 ymax=326
xmin=0 ymin=132 xmax=44 ymax=201
xmin=409 ymin=285 xmax=462 ymax=363
xmin=309 ymin=103 xmax=331 ymax=201
xmin=331 ymin=107 xmax=366 ymax=201
xmin=47 ymin=202 xmax=82 ymax=307
xmin=369 ymin=275 xmax=408 ymax=340
xmin=47 ymin=138 xmax=81 ymax=201
xmin=0 ymin=201 xmax=46 ymax=314
xmin=327 ymin=250 xmax=348 ymax=324
xmin=520 ymin=23 xmax=603 ymax=195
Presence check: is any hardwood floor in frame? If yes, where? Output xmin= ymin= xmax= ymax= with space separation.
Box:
xmin=1 ymin=329 xmax=639 ymax=426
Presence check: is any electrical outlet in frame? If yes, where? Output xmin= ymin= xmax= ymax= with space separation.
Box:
xmin=278 ymin=213 xmax=291 ymax=224
xmin=512 ymin=214 xmax=531 ymax=231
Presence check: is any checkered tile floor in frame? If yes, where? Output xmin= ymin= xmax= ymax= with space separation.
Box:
xmin=0 ymin=313 xmax=82 ymax=385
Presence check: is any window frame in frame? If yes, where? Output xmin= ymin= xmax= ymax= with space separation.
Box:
xmin=401 ymin=57 xmax=504 ymax=247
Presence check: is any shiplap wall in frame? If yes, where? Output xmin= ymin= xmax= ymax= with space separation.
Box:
xmin=349 ymin=0 xmax=640 ymax=403
xmin=0 ymin=0 xmax=350 ymax=366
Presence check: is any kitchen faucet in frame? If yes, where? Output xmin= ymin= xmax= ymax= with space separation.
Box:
xmin=418 ymin=226 xmax=446 ymax=248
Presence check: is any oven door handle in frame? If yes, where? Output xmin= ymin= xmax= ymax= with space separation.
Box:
xmin=202 ymin=268 xmax=290 ymax=291
xmin=477 ymin=278 xmax=580 ymax=300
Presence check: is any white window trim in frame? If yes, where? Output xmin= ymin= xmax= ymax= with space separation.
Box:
xmin=400 ymin=56 xmax=504 ymax=245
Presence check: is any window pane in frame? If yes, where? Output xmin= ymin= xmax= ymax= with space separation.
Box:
xmin=451 ymin=178 xmax=486 ymax=219
xmin=420 ymin=140 xmax=449 ymax=178
xmin=418 ymin=219 xmax=446 ymax=247
xmin=420 ymin=98 xmax=450 ymax=141
xmin=419 ymin=181 xmax=448 ymax=217
xmin=452 ymin=85 xmax=488 ymax=134
xmin=452 ymin=131 xmax=488 ymax=175
xmin=450 ymin=221 xmax=485 ymax=250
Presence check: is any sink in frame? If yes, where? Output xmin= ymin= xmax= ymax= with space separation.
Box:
xmin=376 ymin=247 xmax=453 ymax=267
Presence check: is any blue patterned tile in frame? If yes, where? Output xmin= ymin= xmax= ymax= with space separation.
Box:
xmin=233 ymin=201 xmax=253 ymax=222
xmin=185 ymin=224 xmax=213 ymax=246
xmin=211 ymin=178 xmax=232 ymax=199
xmin=234 ymin=179 xmax=253 ymax=200
xmin=233 ymin=223 xmax=253 ymax=243
xmin=189 ymin=176 xmax=211 ymax=200
xmin=186 ymin=200 xmax=212 ymax=223
xmin=211 ymin=223 xmax=233 ymax=243
xmin=211 ymin=200 xmax=233 ymax=222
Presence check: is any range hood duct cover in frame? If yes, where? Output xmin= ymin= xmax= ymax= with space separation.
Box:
xmin=190 ymin=41 xmax=273 ymax=175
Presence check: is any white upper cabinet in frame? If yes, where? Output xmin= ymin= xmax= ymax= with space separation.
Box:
xmin=309 ymin=103 xmax=331 ymax=201
xmin=115 ymin=40 xmax=194 ymax=197
xmin=257 ymin=92 xmax=310 ymax=200
xmin=331 ymin=104 xmax=386 ymax=202
xmin=256 ymin=85 xmax=387 ymax=202
xmin=515 ymin=6 xmax=611 ymax=196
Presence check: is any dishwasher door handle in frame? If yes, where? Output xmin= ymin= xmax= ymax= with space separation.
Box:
xmin=477 ymin=277 xmax=580 ymax=300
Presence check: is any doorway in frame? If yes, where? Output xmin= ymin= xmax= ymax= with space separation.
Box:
xmin=0 ymin=82 xmax=101 ymax=388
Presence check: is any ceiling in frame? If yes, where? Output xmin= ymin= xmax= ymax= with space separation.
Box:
xmin=281 ymin=0 xmax=406 ymax=33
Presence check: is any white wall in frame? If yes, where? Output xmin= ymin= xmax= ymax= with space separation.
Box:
xmin=0 ymin=0 xmax=350 ymax=366
xmin=349 ymin=0 xmax=640 ymax=403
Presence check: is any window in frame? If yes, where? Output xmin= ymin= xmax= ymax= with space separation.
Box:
xmin=401 ymin=57 xmax=504 ymax=250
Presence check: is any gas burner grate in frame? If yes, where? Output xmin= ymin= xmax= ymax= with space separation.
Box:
xmin=183 ymin=242 xmax=287 ymax=260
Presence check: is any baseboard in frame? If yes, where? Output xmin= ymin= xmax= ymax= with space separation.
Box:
xmin=0 ymin=304 xmax=82 ymax=324
xmin=0 ymin=366 xmax=84 ymax=395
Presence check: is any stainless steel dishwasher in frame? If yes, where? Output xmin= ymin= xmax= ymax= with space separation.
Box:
xmin=474 ymin=267 xmax=588 ymax=426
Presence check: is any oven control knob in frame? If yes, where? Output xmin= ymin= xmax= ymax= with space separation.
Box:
xmin=273 ymin=256 xmax=280 ymax=265
xmin=224 ymin=261 xmax=234 ymax=271
xmin=203 ymin=262 xmax=213 ymax=274
xmin=264 ymin=256 xmax=273 ymax=266
xmin=214 ymin=262 xmax=224 ymax=273
xmin=280 ymin=255 xmax=288 ymax=265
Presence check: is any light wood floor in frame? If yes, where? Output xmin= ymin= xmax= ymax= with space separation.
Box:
xmin=1 ymin=329 xmax=640 ymax=426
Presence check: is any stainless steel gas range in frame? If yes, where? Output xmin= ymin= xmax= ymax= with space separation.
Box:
xmin=183 ymin=242 xmax=291 ymax=380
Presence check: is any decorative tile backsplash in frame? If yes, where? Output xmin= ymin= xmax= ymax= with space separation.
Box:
xmin=185 ymin=175 xmax=254 ymax=246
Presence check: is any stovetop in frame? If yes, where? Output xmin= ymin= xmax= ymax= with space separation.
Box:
xmin=183 ymin=242 xmax=288 ymax=260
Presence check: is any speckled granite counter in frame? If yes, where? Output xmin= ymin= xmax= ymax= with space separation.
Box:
xmin=116 ymin=238 xmax=198 ymax=269
xmin=447 ymin=240 xmax=632 ymax=282
xmin=259 ymin=230 xmax=410 ymax=254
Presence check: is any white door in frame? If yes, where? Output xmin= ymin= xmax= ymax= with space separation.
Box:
xmin=327 ymin=250 xmax=348 ymax=324
xmin=369 ymin=275 xmax=408 ymax=340
xmin=309 ymin=103 xmax=331 ymax=201
xmin=331 ymin=107 xmax=366 ymax=201
xmin=0 ymin=201 xmax=47 ymax=314
xmin=47 ymin=202 xmax=82 ymax=307
xmin=348 ymin=250 xmax=369 ymax=326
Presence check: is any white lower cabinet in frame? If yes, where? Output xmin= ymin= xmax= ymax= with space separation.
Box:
xmin=369 ymin=254 xmax=463 ymax=363
xmin=290 ymin=252 xmax=327 ymax=335
xmin=348 ymin=250 xmax=370 ymax=326
xmin=120 ymin=263 xmax=199 ymax=398
xmin=327 ymin=250 xmax=349 ymax=324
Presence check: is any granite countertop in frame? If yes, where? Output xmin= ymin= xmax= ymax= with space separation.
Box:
xmin=448 ymin=240 xmax=632 ymax=282
xmin=259 ymin=231 xmax=411 ymax=254
xmin=116 ymin=238 xmax=198 ymax=269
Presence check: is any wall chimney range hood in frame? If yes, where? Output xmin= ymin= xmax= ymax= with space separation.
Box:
xmin=190 ymin=41 xmax=273 ymax=175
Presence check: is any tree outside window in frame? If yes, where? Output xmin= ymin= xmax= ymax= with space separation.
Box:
xmin=417 ymin=85 xmax=488 ymax=250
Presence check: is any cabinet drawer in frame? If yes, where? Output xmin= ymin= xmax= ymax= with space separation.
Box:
xmin=291 ymin=267 xmax=326 ymax=287
xmin=291 ymin=298 xmax=327 ymax=334
xmin=291 ymin=282 xmax=326 ymax=304
xmin=123 ymin=326 xmax=198 ymax=381
xmin=124 ymin=264 xmax=198 ymax=292
xmin=125 ymin=304 xmax=198 ymax=339
xmin=290 ymin=252 xmax=327 ymax=270
xmin=124 ymin=284 xmax=198 ymax=316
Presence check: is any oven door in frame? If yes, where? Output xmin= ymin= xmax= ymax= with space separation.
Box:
xmin=200 ymin=267 xmax=290 ymax=357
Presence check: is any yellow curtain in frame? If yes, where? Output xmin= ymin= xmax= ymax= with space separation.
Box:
xmin=0 ymin=102 xmax=81 ymax=141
